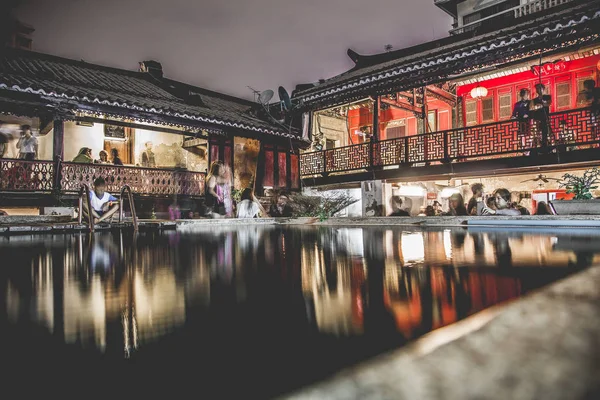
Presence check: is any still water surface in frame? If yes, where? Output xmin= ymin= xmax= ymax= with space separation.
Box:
xmin=1 ymin=226 xmax=598 ymax=397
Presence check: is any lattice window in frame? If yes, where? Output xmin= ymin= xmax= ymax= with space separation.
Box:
xmin=466 ymin=101 xmax=477 ymax=126
xmin=386 ymin=126 xmax=405 ymax=139
xmin=499 ymin=93 xmax=512 ymax=119
xmin=556 ymin=81 xmax=571 ymax=109
xmin=482 ymin=97 xmax=494 ymax=122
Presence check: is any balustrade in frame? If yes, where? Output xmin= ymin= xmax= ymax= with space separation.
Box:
xmin=0 ymin=159 xmax=54 ymax=191
xmin=300 ymin=107 xmax=599 ymax=177
xmin=0 ymin=160 xmax=205 ymax=196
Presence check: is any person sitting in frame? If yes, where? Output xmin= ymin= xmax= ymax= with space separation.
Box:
xmin=535 ymin=201 xmax=553 ymax=215
xmin=111 ymin=148 xmax=123 ymax=165
xmin=432 ymin=200 xmax=443 ymax=216
xmin=482 ymin=188 xmax=521 ymax=216
xmin=95 ymin=150 xmax=109 ymax=164
xmin=425 ymin=205 xmax=436 ymax=216
xmin=83 ymin=177 xmax=120 ymax=224
xmin=443 ymin=193 xmax=468 ymax=216
xmin=269 ymin=193 xmax=293 ymax=217
xmin=388 ymin=196 xmax=409 ymax=217
xmin=73 ymin=147 xmax=93 ymax=163
xmin=0 ymin=209 xmax=7 ymax=216
xmin=467 ymin=183 xmax=484 ymax=216
xmin=237 ymin=188 xmax=262 ymax=218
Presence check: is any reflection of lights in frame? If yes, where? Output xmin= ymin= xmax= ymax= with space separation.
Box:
xmin=440 ymin=187 xmax=460 ymax=198
xmin=398 ymin=185 xmax=426 ymax=197
xmin=401 ymin=233 xmax=425 ymax=263
xmin=443 ymin=230 xmax=452 ymax=260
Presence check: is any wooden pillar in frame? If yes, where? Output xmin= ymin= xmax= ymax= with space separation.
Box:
xmin=422 ymin=87 xmax=429 ymax=132
xmin=286 ymin=149 xmax=292 ymax=190
xmin=372 ymin=96 xmax=380 ymax=141
xmin=53 ymin=120 xmax=64 ymax=161
xmin=273 ymin=146 xmax=280 ymax=189
xmin=255 ymin=145 xmax=266 ymax=196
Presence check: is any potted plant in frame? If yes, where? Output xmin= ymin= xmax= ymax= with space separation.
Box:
xmin=551 ymin=167 xmax=600 ymax=215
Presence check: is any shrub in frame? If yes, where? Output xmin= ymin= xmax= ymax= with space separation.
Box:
xmin=559 ymin=167 xmax=600 ymax=200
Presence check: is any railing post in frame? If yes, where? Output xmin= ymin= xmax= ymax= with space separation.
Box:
xmin=322 ymin=149 xmax=328 ymax=176
xmin=443 ymin=130 xmax=450 ymax=163
xmin=404 ymin=137 xmax=409 ymax=165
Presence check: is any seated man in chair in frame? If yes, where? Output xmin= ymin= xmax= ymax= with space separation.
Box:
xmin=84 ymin=177 xmax=120 ymax=224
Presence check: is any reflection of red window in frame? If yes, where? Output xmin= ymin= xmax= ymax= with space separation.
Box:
xmin=210 ymin=144 xmax=219 ymax=164
xmin=290 ymin=154 xmax=299 ymax=189
xmin=278 ymin=152 xmax=287 ymax=188
xmin=263 ymin=150 xmax=274 ymax=187
xmin=224 ymin=145 xmax=232 ymax=170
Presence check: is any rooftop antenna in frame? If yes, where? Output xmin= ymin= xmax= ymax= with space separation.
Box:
xmin=384 ymin=44 xmax=393 ymax=52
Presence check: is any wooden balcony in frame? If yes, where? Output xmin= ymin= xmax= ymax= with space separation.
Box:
xmin=0 ymin=160 xmax=206 ymax=197
xmin=300 ymin=107 xmax=599 ymax=180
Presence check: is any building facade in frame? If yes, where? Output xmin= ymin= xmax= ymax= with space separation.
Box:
xmin=294 ymin=0 xmax=600 ymax=216
xmin=0 ymin=48 xmax=306 ymax=213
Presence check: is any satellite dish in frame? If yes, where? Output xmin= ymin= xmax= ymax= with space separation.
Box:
xmin=278 ymin=86 xmax=292 ymax=111
xmin=258 ymin=89 xmax=274 ymax=105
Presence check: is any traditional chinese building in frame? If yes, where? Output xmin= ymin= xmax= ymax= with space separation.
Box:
xmin=0 ymin=47 xmax=305 ymax=213
xmin=294 ymin=0 xmax=600 ymax=215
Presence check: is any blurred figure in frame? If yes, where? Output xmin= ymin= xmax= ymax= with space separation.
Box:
xmin=72 ymin=147 xmax=93 ymax=163
xmin=512 ymin=88 xmax=531 ymax=120
xmin=111 ymin=148 xmax=123 ymax=165
xmin=388 ymin=196 xmax=409 ymax=217
xmin=425 ymin=205 xmax=436 ymax=216
xmin=16 ymin=125 xmax=37 ymax=160
xmin=417 ymin=206 xmax=427 ymax=216
xmin=269 ymin=193 xmax=293 ymax=217
xmin=205 ymin=161 xmax=226 ymax=217
xmin=535 ymin=201 xmax=553 ymax=215
xmin=0 ymin=209 xmax=7 ymax=216
xmin=577 ymin=79 xmax=600 ymax=108
xmin=237 ymin=188 xmax=262 ymax=218
xmin=221 ymin=164 xmax=233 ymax=217
xmin=486 ymin=196 xmax=497 ymax=210
xmin=444 ymin=193 xmax=468 ymax=216
xmin=141 ymin=141 xmax=156 ymax=168
xmin=467 ymin=183 xmax=484 ymax=216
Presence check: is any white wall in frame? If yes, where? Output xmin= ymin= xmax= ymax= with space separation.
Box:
xmin=134 ymin=129 xmax=207 ymax=172
xmin=457 ymin=0 xmax=508 ymax=25
xmin=64 ymin=121 xmax=105 ymax=162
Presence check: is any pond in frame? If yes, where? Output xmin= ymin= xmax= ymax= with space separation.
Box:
xmin=1 ymin=226 xmax=598 ymax=398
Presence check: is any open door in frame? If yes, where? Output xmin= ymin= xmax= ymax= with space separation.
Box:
xmin=103 ymin=124 xmax=134 ymax=164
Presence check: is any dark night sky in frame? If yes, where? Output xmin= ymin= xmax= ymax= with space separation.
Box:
xmin=14 ymin=0 xmax=451 ymax=100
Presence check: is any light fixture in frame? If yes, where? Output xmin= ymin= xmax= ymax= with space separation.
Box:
xmin=470 ymin=85 xmax=488 ymax=99
xmin=440 ymin=187 xmax=460 ymax=198
xmin=398 ymin=185 xmax=426 ymax=197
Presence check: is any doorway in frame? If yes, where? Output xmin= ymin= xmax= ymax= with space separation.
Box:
xmin=103 ymin=124 xmax=133 ymax=164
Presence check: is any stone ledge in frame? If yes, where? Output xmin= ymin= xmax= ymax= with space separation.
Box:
xmin=284 ymin=265 xmax=600 ymax=400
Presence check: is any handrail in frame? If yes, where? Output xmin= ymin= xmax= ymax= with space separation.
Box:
xmin=77 ymin=183 xmax=95 ymax=233
xmin=119 ymin=184 xmax=139 ymax=232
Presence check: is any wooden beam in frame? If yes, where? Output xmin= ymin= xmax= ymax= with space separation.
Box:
xmin=426 ymin=85 xmax=456 ymax=105
xmin=380 ymin=97 xmax=420 ymax=114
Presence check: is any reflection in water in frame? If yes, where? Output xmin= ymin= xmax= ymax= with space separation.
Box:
xmin=1 ymin=227 xmax=599 ymax=397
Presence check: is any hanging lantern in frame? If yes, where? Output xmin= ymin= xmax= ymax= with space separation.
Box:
xmin=470 ymin=86 xmax=488 ymax=99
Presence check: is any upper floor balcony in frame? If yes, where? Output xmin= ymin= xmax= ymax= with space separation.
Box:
xmin=300 ymin=107 xmax=599 ymax=181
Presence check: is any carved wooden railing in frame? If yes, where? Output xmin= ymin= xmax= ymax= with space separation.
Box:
xmin=300 ymin=107 xmax=599 ymax=177
xmin=0 ymin=159 xmax=54 ymax=191
xmin=60 ymin=163 xmax=205 ymax=197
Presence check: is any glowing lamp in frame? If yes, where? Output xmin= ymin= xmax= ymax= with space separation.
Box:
xmin=440 ymin=187 xmax=460 ymax=198
xmin=470 ymin=86 xmax=488 ymax=99
xmin=398 ymin=185 xmax=426 ymax=197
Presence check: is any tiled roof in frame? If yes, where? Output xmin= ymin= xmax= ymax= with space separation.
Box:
xmin=294 ymin=1 xmax=600 ymax=107
xmin=0 ymin=48 xmax=298 ymax=139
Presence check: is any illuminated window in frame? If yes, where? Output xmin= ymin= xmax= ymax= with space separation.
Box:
xmin=466 ymin=100 xmax=477 ymax=126
xmin=499 ymin=93 xmax=512 ymax=119
xmin=556 ymin=81 xmax=571 ymax=109
xmin=482 ymin=97 xmax=494 ymax=122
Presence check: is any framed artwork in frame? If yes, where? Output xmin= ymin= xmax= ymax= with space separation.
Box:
xmin=104 ymin=124 xmax=126 ymax=139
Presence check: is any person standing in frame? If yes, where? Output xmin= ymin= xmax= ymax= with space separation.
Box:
xmin=141 ymin=141 xmax=156 ymax=168
xmin=95 ymin=150 xmax=109 ymax=164
xmin=388 ymin=196 xmax=409 ymax=217
xmin=467 ymin=183 xmax=484 ymax=216
xmin=531 ymin=83 xmax=552 ymax=152
xmin=16 ymin=125 xmax=37 ymax=160
xmin=111 ymin=148 xmax=123 ymax=165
